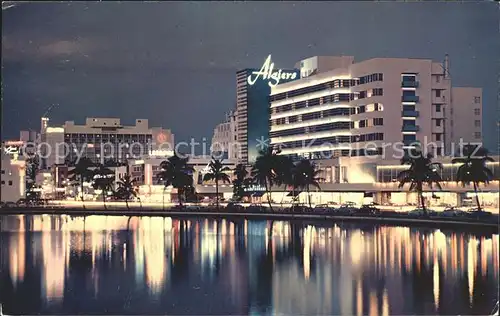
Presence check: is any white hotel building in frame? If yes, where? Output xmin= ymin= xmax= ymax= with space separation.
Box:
xmin=270 ymin=55 xmax=483 ymax=161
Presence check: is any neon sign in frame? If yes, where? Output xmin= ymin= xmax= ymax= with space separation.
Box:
xmin=247 ymin=55 xmax=297 ymax=87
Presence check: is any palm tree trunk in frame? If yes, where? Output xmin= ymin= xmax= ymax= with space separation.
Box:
xmin=265 ymin=179 xmax=273 ymax=212
xmin=307 ymin=184 xmax=312 ymax=209
xmin=80 ymin=179 xmax=86 ymax=209
xmin=103 ymin=190 xmax=107 ymax=210
xmin=473 ymin=182 xmax=481 ymax=211
xmin=125 ymin=198 xmax=129 ymax=210
xmin=178 ymin=188 xmax=183 ymax=208
xmin=215 ymin=178 xmax=219 ymax=211
xmin=162 ymin=186 xmax=166 ymax=211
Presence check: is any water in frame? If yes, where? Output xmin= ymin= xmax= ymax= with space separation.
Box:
xmin=0 ymin=214 xmax=498 ymax=315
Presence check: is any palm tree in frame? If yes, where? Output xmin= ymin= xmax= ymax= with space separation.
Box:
xmin=92 ymin=164 xmax=115 ymax=209
xmin=232 ymin=164 xmax=249 ymax=201
xmin=68 ymin=157 xmax=94 ymax=209
xmin=116 ymin=174 xmax=138 ymax=210
xmin=292 ymin=159 xmax=323 ymax=209
xmin=274 ymin=155 xmax=294 ymax=205
xmin=251 ymin=147 xmax=282 ymax=211
xmin=157 ymin=154 xmax=194 ymax=209
xmin=203 ymin=158 xmax=231 ymax=210
xmin=452 ymin=146 xmax=494 ymax=211
xmin=397 ymin=150 xmax=443 ymax=215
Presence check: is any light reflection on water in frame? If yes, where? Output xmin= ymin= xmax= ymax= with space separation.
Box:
xmin=0 ymin=214 xmax=498 ymax=315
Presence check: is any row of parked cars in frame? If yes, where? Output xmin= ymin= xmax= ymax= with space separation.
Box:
xmin=407 ymin=207 xmax=494 ymax=219
xmin=0 ymin=199 xmax=50 ymax=208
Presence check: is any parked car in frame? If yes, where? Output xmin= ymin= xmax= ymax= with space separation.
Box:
xmin=466 ymin=209 xmax=493 ymax=219
xmin=225 ymin=202 xmax=244 ymax=211
xmin=440 ymin=207 xmax=467 ymax=217
xmin=314 ymin=204 xmax=332 ymax=213
xmin=2 ymin=201 xmax=17 ymax=208
xmin=408 ymin=208 xmax=436 ymax=217
xmin=353 ymin=205 xmax=381 ymax=216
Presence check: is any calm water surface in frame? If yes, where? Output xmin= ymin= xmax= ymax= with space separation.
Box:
xmin=0 ymin=214 xmax=498 ymax=315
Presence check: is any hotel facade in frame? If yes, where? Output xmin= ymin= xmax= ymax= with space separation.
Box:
xmin=235 ymin=63 xmax=300 ymax=164
xmin=270 ymin=55 xmax=482 ymax=160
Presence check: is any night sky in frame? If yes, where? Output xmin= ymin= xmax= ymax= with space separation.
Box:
xmin=2 ymin=2 xmax=498 ymax=152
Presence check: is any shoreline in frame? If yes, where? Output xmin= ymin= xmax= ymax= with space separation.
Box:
xmin=1 ymin=207 xmax=498 ymax=232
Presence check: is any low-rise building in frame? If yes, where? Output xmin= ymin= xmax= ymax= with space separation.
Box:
xmin=1 ymin=152 xmax=26 ymax=203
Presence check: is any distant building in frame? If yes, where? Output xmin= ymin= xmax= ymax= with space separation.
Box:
xmin=40 ymin=117 xmax=174 ymax=168
xmin=211 ymin=110 xmax=237 ymax=160
xmin=1 ymin=152 xmax=26 ymax=202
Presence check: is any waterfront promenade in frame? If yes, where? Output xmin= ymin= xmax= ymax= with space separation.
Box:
xmin=1 ymin=201 xmax=498 ymax=232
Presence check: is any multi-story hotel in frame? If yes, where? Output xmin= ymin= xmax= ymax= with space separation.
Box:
xmin=40 ymin=117 xmax=174 ymax=168
xmin=235 ymin=58 xmax=300 ymax=164
xmin=270 ymin=55 xmax=482 ymax=160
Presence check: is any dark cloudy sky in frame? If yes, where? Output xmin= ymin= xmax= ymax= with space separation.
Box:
xmin=2 ymin=1 xmax=498 ymax=151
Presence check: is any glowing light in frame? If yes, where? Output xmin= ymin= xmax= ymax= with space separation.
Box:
xmin=270 ymin=116 xmax=351 ymax=132
xmin=46 ymin=127 xmax=64 ymax=133
xmin=433 ymin=257 xmax=440 ymax=312
xmin=271 ymin=103 xmax=351 ymax=120
xmin=247 ymin=55 xmax=297 ymax=87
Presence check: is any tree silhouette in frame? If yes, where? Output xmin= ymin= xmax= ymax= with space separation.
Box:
xmin=68 ymin=157 xmax=95 ymax=209
xmin=397 ymin=150 xmax=443 ymax=215
xmin=202 ymin=158 xmax=231 ymax=210
xmin=452 ymin=145 xmax=494 ymax=211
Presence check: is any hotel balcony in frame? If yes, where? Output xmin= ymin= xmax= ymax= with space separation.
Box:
xmin=401 ymin=81 xmax=419 ymax=88
xmin=401 ymin=110 xmax=419 ymax=117
xmin=401 ymin=125 xmax=419 ymax=132
xmin=401 ymin=95 xmax=419 ymax=103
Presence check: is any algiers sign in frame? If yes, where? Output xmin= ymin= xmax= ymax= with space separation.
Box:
xmin=247 ymin=55 xmax=297 ymax=87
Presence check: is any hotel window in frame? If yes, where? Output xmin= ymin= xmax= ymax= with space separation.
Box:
xmin=402 ymin=75 xmax=416 ymax=82
xmin=373 ymin=88 xmax=383 ymax=96
xmin=403 ymin=104 xmax=416 ymax=111
xmin=435 ymin=90 xmax=441 ymax=97
xmin=474 ymin=96 xmax=481 ymax=103
xmin=435 ymin=104 xmax=441 ymax=112
xmin=436 ymin=134 xmax=442 ymax=141
xmin=474 ymin=120 xmax=481 ymax=127
xmin=8 ymin=181 xmax=12 ymax=186
xmin=403 ymin=134 xmax=416 ymax=141
xmin=358 ymin=106 xmax=366 ymax=114
xmin=436 ymin=119 xmax=441 ymax=127
xmin=403 ymin=119 xmax=416 ymax=126
xmin=474 ymin=108 xmax=480 ymax=115
xmin=1 ymin=181 xmax=4 ymax=185
xmin=436 ymin=147 xmax=442 ymax=156
xmin=436 ymin=75 xmax=441 ymax=83
xmin=373 ymin=118 xmax=384 ymax=126
xmin=475 ymin=132 xmax=481 ymax=139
